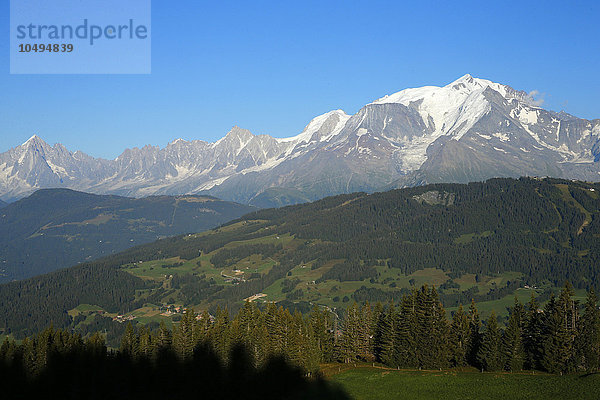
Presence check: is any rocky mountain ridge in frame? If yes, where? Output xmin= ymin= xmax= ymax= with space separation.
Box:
xmin=1 ymin=75 xmax=599 ymax=205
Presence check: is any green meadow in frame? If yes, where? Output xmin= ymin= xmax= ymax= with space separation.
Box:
xmin=329 ymin=366 xmax=600 ymax=400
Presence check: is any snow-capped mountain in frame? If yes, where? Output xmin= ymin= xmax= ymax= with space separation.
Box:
xmin=1 ymin=74 xmax=599 ymax=205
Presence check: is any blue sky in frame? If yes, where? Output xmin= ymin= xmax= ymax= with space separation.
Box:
xmin=1 ymin=0 xmax=599 ymax=159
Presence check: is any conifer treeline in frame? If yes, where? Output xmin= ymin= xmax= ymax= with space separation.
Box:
xmin=3 ymin=283 xmax=599 ymax=378
xmin=0 ymin=327 xmax=348 ymax=400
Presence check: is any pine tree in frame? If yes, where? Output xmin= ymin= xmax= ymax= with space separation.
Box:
xmin=196 ymin=310 xmax=212 ymax=344
xmin=308 ymin=306 xmax=334 ymax=363
xmin=540 ymin=295 xmax=572 ymax=374
xmin=431 ymin=286 xmax=450 ymax=368
xmin=371 ymin=302 xmax=385 ymax=361
xmin=137 ymin=325 xmax=153 ymax=358
xmin=575 ymin=289 xmax=600 ymax=372
xmin=120 ymin=323 xmax=139 ymax=359
xmin=156 ymin=321 xmax=172 ymax=353
xmin=523 ymin=292 xmax=543 ymax=370
xmin=337 ymin=303 xmax=361 ymax=363
xmin=173 ymin=308 xmax=198 ymax=360
xmin=501 ymin=298 xmax=525 ymax=371
xmin=262 ymin=302 xmax=279 ymax=357
xmin=414 ymin=286 xmax=449 ymax=369
xmin=0 ymin=337 xmax=17 ymax=366
xmin=449 ymin=305 xmax=470 ymax=367
xmin=33 ymin=326 xmax=54 ymax=374
xmin=287 ymin=311 xmax=308 ymax=368
xmin=210 ymin=307 xmax=231 ymax=361
xmin=379 ymin=302 xmax=398 ymax=366
xmin=466 ymin=299 xmax=481 ymax=368
xmin=86 ymin=332 xmax=107 ymax=357
xmin=358 ymin=302 xmax=374 ymax=361
xmin=477 ymin=312 xmax=502 ymax=371
xmin=396 ymin=294 xmax=417 ymax=368
xmin=303 ymin=319 xmax=324 ymax=375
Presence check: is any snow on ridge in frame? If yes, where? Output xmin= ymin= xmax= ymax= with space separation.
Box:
xmin=369 ymin=74 xmax=509 ymax=106
xmin=369 ymin=74 xmax=500 ymax=141
xmin=168 ymin=138 xmax=187 ymax=145
xmin=276 ymin=110 xmax=350 ymax=144
xmin=22 ymin=134 xmax=44 ymax=146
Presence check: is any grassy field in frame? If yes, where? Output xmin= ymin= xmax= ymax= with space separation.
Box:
xmin=110 ymin=225 xmax=581 ymax=324
xmin=328 ymin=365 xmax=600 ymax=400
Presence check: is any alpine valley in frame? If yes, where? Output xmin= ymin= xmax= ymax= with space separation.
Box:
xmin=2 ymin=74 xmax=599 ymax=206
xmin=0 ymin=189 xmax=254 ymax=282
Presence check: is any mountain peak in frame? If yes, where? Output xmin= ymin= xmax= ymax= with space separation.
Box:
xmin=454 ymin=73 xmax=473 ymax=82
xmin=212 ymin=126 xmax=255 ymax=149
xmin=22 ymin=134 xmax=45 ymax=146
xmin=225 ymin=126 xmax=254 ymax=139
xmin=168 ymin=138 xmax=187 ymax=146
xmin=445 ymin=74 xmax=507 ymax=95
xmin=277 ymin=109 xmax=350 ymax=144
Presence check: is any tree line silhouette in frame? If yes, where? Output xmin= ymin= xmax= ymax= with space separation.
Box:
xmin=2 ymin=282 xmax=599 ymax=393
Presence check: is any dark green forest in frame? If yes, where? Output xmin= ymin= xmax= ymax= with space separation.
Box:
xmin=0 ymin=188 xmax=255 ymax=282
xmin=1 ymin=177 xmax=600 ymax=341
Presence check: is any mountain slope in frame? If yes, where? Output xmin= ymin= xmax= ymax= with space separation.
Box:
xmin=1 ymin=177 xmax=599 ymax=337
xmin=0 ymin=189 xmax=255 ymax=282
xmin=1 ymin=75 xmax=599 ymax=204
xmin=0 ymin=200 xmax=6 ymax=209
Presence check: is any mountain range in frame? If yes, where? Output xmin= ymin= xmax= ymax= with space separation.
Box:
xmin=1 ymin=74 xmax=599 ymax=205
xmin=0 ymin=189 xmax=254 ymax=282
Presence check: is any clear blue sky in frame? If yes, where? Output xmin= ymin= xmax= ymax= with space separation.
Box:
xmin=1 ymin=0 xmax=599 ymax=159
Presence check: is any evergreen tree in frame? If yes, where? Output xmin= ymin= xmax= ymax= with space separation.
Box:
xmin=540 ymin=295 xmax=572 ymax=374
xmin=414 ymin=286 xmax=449 ymax=369
xmin=379 ymin=302 xmax=398 ymax=366
xmin=358 ymin=302 xmax=374 ymax=361
xmin=371 ymin=302 xmax=385 ymax=361
xmin=308 ymin=306 xmax=334 ymax=363
xmin=466 ymin=299 xmax=481 ymax=368
xmin=501 ymin=298 xmax=525 ymax=371
xmin=477 ymin=312 xmax=502 ymax=371
xmin=303 ymin=321 xmax=324 ymax=374
xmin=337 ymin=303 xmax=361 ymax=363
xmin=173 ymin=307 xmax=198 ymax=359
xmin=86 ymin=332 xmax=107 ymax=357
xmin=449 ymin=305 xmax=469 ymax=367
xmin=523 ymin=292 xmax=543 ymax=370
xmin=156 ymin=321 xmax=172 ymax=352
xmin=120 ymin=323 xmax=139 ymax=359
xmin=137 ymin=325 xmax=154 ymax=358
xmin=287 ymin=311 xmax=308 ymax=368
xmin=431 ymin=287 xmax=450 ymax=368
xmin=0 ymin=337 xmax=17 ymax=367
xmin=196 ymin=310 xmax=212 ymax=344
xmin=575 ymin=289 xmax=600 ymax=372
xmin=396 ymin=294 xmax=417 ymax=368
xmin=210 ymin=307 xmax=231 ymax=360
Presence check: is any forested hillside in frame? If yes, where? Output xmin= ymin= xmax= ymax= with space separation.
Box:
xmin=1 ymin=177 xmax=599 ymax=340
xmin=0 ymin=189 xmax=255 ymax=281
